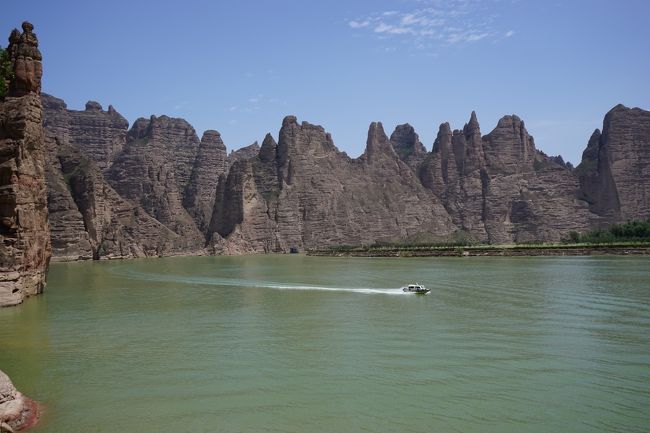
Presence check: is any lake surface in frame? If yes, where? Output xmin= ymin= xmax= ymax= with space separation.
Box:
xmin=1 ymin=255 xmax=649 ymax=433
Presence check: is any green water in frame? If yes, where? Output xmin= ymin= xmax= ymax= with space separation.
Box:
xmin=1 ymin=255 xmax=649 ymax=433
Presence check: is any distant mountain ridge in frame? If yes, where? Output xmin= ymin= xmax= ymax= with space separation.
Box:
xmin=41 ymin=93 xmax=650 ymax=259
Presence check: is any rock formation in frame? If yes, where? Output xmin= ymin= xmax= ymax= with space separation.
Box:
xmin=42 ymin=95 xmax=202 ymax=259
xmin=183 ymin=130 xmax=228 ymax=234
xmin=390 ymin=123 xmax=428 ymax=170
xmin=0 ymin=22 xmax=50 ymax=307
xmin=577 ymin=104 xmax=650 ymax=223
xmin=418 ymin=112 xmax=596 ymax=243
xmin=208 ymin=116 xmax=455 ymax=252
xmin=227 ymin=142 xmax=261 ymax=166
xmin=105 ymin=115 xmax=205 ymax=247
xmin=0 ymin=370 xmax=39 ymax=432
xmin=6 ymin=23 xmax=42 ymax=97
xmin=40 ymin=87 xmax=650 ymax=257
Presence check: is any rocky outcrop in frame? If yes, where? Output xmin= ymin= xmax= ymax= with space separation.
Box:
xmin=0 ymin=22 xmax=50 ymax=307
xmin=0 ymin=370 xmax=39 ymax=432
xmin=183 ymin=130 xmax=228 ymax=234
xmin=42 ymin=96 xmax=206 ymax=259
xmin=43 ymin=135 xmax=94 ymax=260
xmin=105 ymin=116 xmax=205 ymax=248
xmin=54 ymin=139 xmax=197 ymax=259
xmin=577 ymin=104 xmax=650 ymax=223
xmin=208 ymin=116 xmax=455 ymax=252
xmin=419 ymin=112 xmax=595 ymax=243
xmin=6 ymin=23 xmax=42 ymax=97
xmin=35 ymin=83 xmax=650 ymax=257
xmin=68 ymin=101 xmax=127 ymax=171
xmin=390 ymin=123 xmax=428 ymax=170
xmin=227 ymin=142 xmax=260 ymax=166
xmin=41 ymin=94 xmax=128 ymax=172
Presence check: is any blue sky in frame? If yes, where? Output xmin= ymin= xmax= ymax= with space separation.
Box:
xmin=4 ymin=0 xmax=649 ymax=163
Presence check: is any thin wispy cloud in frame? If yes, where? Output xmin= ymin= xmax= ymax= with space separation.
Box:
xmin=349 ymin=20 xmax=370 ymax=29
xmin=225 ymin=94 xmax=287 ymax=116
xmin=346 ymin=0 xmax=514 ymax=49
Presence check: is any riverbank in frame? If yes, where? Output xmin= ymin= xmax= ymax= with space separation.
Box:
xmin=307 ymin=243 xmax=650 ymax=257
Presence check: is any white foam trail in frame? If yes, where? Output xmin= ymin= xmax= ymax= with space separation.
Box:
xmin=261 ymin=283 xmax=410 ymax=296
xmin=120 ymin=269 xmax=415 ymax=296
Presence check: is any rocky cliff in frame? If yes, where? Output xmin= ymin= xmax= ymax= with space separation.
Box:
xmin=42 ymin=95 xmax=206 ymax=259
xmin=0 ymin=22 xmax=50 ymax=307
xmin=208 ymin=116 xmax=455 ymax=253
xmin=183 ymin=130 xmax=228 ymax=234
xmin=104 ymin=115 xmax=205 ymax=248
xmin=227 ymin=141 xmax=260 ymax=166
xmin=577 ymin=104 xmax=650 ymax=223
xmin=418 ymin=112 xmax=597 ymax=243
xmin=41 ymin=94 xmax=650 ymax=258
xmin=42 ymin=92 xmax=650 ymax=257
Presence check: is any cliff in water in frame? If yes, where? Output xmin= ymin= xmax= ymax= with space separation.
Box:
xmin=40 ymin=95 xmax=650 ymax=258
xmin=417 ymin=112 xmax=599 ymax=243
xmin=0 ymin=22 xmax=50 ymax=307
xmin=42 ymin=95 xmax=232 ymax=259
xmin=577 ymin=104 xmax=650 ymax=224
xmin=208 ymin=116 xmax=455 ymax=253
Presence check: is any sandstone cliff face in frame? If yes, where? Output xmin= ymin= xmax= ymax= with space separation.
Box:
xmin=40 ymin=87 xmax=650 ymax=258
xmin=66 ymin=101 xmax=128 ymax=171
xmin=55 ymin=139 xmax=195 ymax=259
xmin=577 ymin=104 xmax=650 ymax=223
xmin=227 ymin=142 xmax=261 ymax=166
xmin=208 ymin=116 xmax=455 ymax=252
xmin=419 ymin=112 xmax=594 ymax=243
xmin=0 ymin=22 xmax=50 ymax=307
xmin=105 ymin=115 xmax=205 ymax=248
xmin=183 ymin=130 xmax=228 ymax=234
xmin=42 ymin=95 xmax=207 ymax=259
xmin=44 ymin=134 xmax=94 ymax=260
xmin=390 ymin=123 xmax=428 ymax=170
xmin=41 ymin=94 xmax=128 ymax=172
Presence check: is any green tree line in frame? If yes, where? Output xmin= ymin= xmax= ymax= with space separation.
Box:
xmin=566 ymin=219 xmax=650 ymax=244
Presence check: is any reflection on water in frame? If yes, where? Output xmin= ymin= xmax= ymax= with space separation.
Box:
xmin=1 ymin=255 xmax=649 ymax=433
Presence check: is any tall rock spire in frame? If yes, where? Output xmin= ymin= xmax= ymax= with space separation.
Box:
xmin=7 ymin=21 xmax=43 ymax=96
xmin=0 ymin=22 xmax=51 ymax=307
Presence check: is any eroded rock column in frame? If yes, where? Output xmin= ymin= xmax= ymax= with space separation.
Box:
xmin=0 ymin=22 xmax=51 ymax=307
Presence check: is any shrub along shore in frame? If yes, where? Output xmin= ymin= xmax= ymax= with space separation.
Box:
xmin=307 ymin=242 xmax=650 ymax=257
xmin=308 ymin=220 xmax=650 ymax=257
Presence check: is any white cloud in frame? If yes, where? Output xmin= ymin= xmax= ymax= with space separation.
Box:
xmin=348 ymin=20 xmax=370 ymax=29
xmin=227 ymin=94 xmax=282 ymax=115
xmin=347 ymin=0 xmax=509 ymax=49
xmin=375 ymin=23 xmax=414 ymax=35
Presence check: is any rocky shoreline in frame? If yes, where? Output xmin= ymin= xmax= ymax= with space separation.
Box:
xmin=308 ymin=245 xmax=650 ymax=257
xmin=0 ymin=371 xmax=39 ymax=432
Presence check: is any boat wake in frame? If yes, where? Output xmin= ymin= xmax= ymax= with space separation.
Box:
xmin=261 ymin=283 xmax=409 ymax=295
xmin=119 ymin=269 xmax=412 ymax=296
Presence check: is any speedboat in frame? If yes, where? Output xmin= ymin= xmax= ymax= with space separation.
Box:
xmin=401 ymin=283 xmax=430 ymax=294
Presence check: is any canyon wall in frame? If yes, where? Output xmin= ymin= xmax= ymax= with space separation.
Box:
xmin=577 ymin=104 xmax=650 ymax=223
xmin=40 ymin=97 xmax=650 ymax=259
xmin=0 ymin=22 xmax=50 ymax=307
